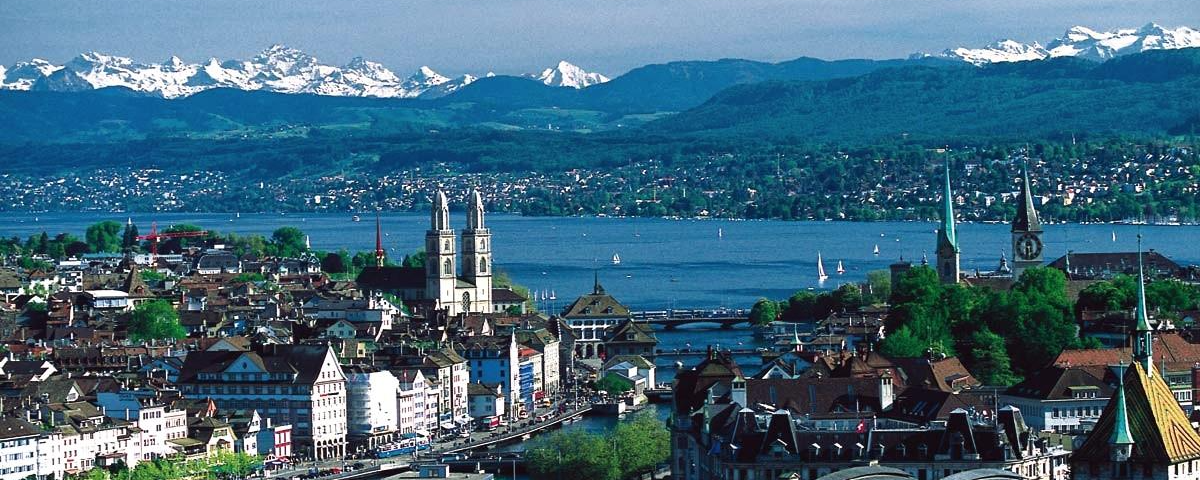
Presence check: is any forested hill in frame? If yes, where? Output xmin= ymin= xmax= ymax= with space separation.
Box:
xmin=655 ymin=48 xmax=1200 ymax=143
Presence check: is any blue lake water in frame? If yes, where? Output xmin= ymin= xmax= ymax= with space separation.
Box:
xmin=6 ymin=213 xmax=1196 ymax=311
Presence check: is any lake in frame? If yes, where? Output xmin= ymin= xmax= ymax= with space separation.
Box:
xmin=6 ymin=213 xmax=1196 ymax=311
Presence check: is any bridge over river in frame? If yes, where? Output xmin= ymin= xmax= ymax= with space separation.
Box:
xmin=631 ymin=309 xmax=752 ymax=329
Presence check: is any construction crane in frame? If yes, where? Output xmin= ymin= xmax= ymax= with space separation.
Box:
xmin=137 ymin=222 xmax=208 ymax=263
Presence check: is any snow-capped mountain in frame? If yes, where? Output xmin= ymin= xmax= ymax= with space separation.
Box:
xmin=0 ymin=45 xmax=497 ymax=99
xmin=927 ymin=23 xmax=1200 ymax=65
xmin=528 ymin=61 xmax=609 ymax=88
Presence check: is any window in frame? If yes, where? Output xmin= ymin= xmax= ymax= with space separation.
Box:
xmin=443 ymin=259 xmax=452 ymax=276
xmin=479 ymin=258 xmax=487 ymax=273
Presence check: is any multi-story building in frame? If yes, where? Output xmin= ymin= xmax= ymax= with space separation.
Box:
xmin=47 ymin=402 xmax=136 ymax=473
xmin=343 ymin=365 xmax=399 ymax=450
xmin=96 ymin=390 xmax=190 ymax=462
xmin=395 ymin=369 xmax=433 ymax=436
xmin=460 ymin=334 xmax=520 ymax=419
xmin=516 ymin=326 xmax=561 ymax=396
xmin=0 ymin=418 xmax=62 ymax=480
xmin=561 ymin=277 xmax=631 ymax=358
xmin=999 ymin=365 xmax=1111 ymax=433
xmin=177 ymin=344 xmax=347 ymax=459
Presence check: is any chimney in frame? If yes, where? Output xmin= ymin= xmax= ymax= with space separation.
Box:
xmin=879 ymin=372 xmax=894 ymax=411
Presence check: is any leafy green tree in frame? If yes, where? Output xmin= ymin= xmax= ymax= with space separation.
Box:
xmin=968 ymin=328 xmax=1020 ymax=385
xmin=1146 ymin=279 xmax=1198 ymax=312
xmin=865 ymin=270 xmax=892 ymax=304
xmin=831 ymin=283 xmax=865 ymax=312
xmin=781 ymin=291 xmax=819 ymax=321
xmin=85 ymin=221 xmax=124 ymax=253
xmin=270 ymin=227 xmax=307 ymax=257
xmin=749 ymin=297 xmax=778 ymax=325
xmin=880 ymin=325 xmax=926 ymax=358
xmin=122 ymin=222 xmax=140 ymax=252
xmin=613 ymin=411 xmax=670 ymax=479
xmin=321 ymin=252 xmax=347 ymax=273
xmin=127 ymin=300 xmax=185 ymax=342
xmin=1076 ymin=281 xmax=1129 ymax=313
xmin=526 ymin=430 xmax=619 ymax=480
xmin=595 ymin=374 xmax=634 ymax=396
xmin=401 ymin=249 xmax=427 ymax=268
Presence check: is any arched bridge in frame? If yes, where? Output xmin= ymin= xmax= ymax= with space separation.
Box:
xmin=632 ymin=309 xmax=751 ymax=329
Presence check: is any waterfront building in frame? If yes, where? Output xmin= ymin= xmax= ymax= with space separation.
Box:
xmin=516 ymin=325 xmax=561 ymax=396
xmin=467 ymin=382 xmax=506 ymax=420
xmin=356 ymin=189 xmax=520 ymax=316
xmin=395 ymin=369 xmax=431 ymax=436
xmin=342 ymin=365 xmax=400 ymax=450
xmin=602 ymin=319 xmax=658 ymax=357
xmin=936 ymin=163 xmax=961 ymax=284
xmin=518 ymin=346 xmax=542 ymax=410
xmin=459 ymin=334 xmax=521 ymax=418
xmin=562 ymin=275 xmax=632 ymax=358
xmin=255 ymin=418 xmax=293 ymax=460
xmin=1011 ymin=164 xmax=1045 ymax=279
xmin=176 ymin=344 xmax=347 ymax=460
xmin=46 ymin=401 xmax=136 ymax=473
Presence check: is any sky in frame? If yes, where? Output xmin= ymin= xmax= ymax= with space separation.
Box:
xmin=2 ymin=0 xmax=1197 ymax=77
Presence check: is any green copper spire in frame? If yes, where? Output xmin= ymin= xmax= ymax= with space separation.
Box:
xmin=1133 ymin=234 xmax=1154 ymax=376
xmin=1013 ymin=162 xmax=1043 ymax=233
xmin=937 ymin=162 xmax=958 ymax=253
xmin=1108 ymin=363 xmax=1135 ymax=461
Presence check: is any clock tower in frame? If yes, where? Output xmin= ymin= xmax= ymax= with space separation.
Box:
xmin=1011 ymin=164 xmax=1043 ymax=279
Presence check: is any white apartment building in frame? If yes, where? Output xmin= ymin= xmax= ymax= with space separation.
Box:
xmin=343 ymin=365 xmax=400 ymax=450
xmin=96 ymin=391 xmax=190 ymax=462
xmin=178 ymin=344 xmax=347 ymax=459
xmin=0 ymin=418 xmax=62 ymax=480
xmin=396 ymin=369 xmax=433 ymax=436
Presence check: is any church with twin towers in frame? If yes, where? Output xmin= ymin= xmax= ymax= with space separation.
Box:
xmin=358 ymin=189 xmax=525 ymax=317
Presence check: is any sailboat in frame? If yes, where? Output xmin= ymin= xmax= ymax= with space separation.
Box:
xmin=873 ymin=244 xmax=880 ymax=256
xmin=612 ymin=253 xmax=621 ymax=265
xmin=1112 ymin=230 xmax=1117 ymax=242
xmin=718 ymin=228 xmax=724 ymax=239
xmin=817 ymin=252 xmax=829 ymax=282
xmin=836 ymin=260 xmax=845 ymax=275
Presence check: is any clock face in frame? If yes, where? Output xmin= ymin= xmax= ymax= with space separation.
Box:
xmin=1015 ymin=233 xmax=1043 ymax=260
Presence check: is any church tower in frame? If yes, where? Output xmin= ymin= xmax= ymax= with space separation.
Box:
xmin=461 ymin=189 xmax=493 ymax=313
xmin=426 ymin=190 xmax=458 ymax=315
xmin=1011 ymin=163 xmax=1044 ymax=279
xmin=1133 ymin=234 xmax=1155 ymax=377
xmin=935 ymin=162 xmax=960 ymax=284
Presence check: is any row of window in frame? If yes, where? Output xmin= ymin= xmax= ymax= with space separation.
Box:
xmin=1051 ymin=405 xmax=1100 ymax=418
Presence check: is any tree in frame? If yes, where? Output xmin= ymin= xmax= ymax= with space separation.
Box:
xmin=865 ymin=270 xmax=892 ymax=304
xmin=121 ymin=222 xmax=140 ymax=252
xmin=880 ymin=325 xmax=925 ymax=358
xmin=526 ymin=430 xmax=619 ymax=480
xmin=271 ymin=227 xmax=307 ymax=258
xmin=320 ymin=252 xmax=347 ymax=273
xmin=1146 ymin=279 xmax=1198 ymax=312
xmin=749 ymin=297 xmax=778 ymax=325
xmin=127 ymin=300 xmax=185 ymax=342
xmin=86 ymin=221 xmax=124 ymax=253
xmin=782 ymin=291 xmax=820 ymax=321
xmin=613 ymin=411 xmax=670 ymax=479
xmin=401 ymin=249 xmax=427 ymax=268
xmin=595 ymin=374 xmax=633 ymax=396
xmin=968 ymin=328 xmax=1020 ymax=386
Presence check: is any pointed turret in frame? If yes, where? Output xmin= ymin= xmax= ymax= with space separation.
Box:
xmin=1133 ymin=234 xmax=1154 ymax=377
xmin=467 ymin=189 xmax=485 ymax=230
xmin=431 ymin=189 xmax=450 ymax=231
xmin=935 ymin=161 xmax=961 ymax=284
xmin=593 ymin=271 xmax=606 ymax=295
xmin=1108 ymin=363 xmax=1135 ymax=461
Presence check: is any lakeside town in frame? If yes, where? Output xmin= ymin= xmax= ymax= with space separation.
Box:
xmin=2 ymin=162 xmax=1200 ymax=480
xmin=3 ymin=143 xmax=1198 ymax=224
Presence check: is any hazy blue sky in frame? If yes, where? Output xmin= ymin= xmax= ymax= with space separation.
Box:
xmin=2 ymin=0 xmax=1196 ymax=76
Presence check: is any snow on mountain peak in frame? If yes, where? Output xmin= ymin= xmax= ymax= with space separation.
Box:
xmin=529 ymin=60 xmax=609 ymax=88
xmin=935 ymin=22 xmax=1200 ymax=65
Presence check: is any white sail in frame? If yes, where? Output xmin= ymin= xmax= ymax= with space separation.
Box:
xmin=873 ymin=244 xmax=880 ymax=255
xmin=718 ymin=228 xmax=724 ymax=238
xmin=1112 ymin=231 xmax=1117 ymax=242
xmin=836 ymin=260 xmax=845 ymax=275
xmin=612 ymin=253 xmax=621 ymax=265
xmin=817 ymin=252 xmax=829 ymax=282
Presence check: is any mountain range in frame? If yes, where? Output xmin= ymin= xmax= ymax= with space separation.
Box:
xmin=2 ymin=23 xmax=1196 ymax=100
xmin=0 ymin=45 xmax=609 ymax=99
xmin=926 ymin=23 xmax=1200 ymax=65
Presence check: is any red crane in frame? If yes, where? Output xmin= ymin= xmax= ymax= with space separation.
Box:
xmin=137 ymin=222 xmax=208 ymax=262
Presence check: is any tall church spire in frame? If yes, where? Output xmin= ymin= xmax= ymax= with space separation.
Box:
xmin=935 ymin=160 xmax=960 ymax=284
xmin=1107 ymin=363 xmax=1135 ymax=461
xmin=374 ymin=213 xmax=385 ymax=268
xmin=1133 ymin=234 xmax=1154 ymax=377
xmin=1011 ymin=161 xmax=1046 ymax=278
